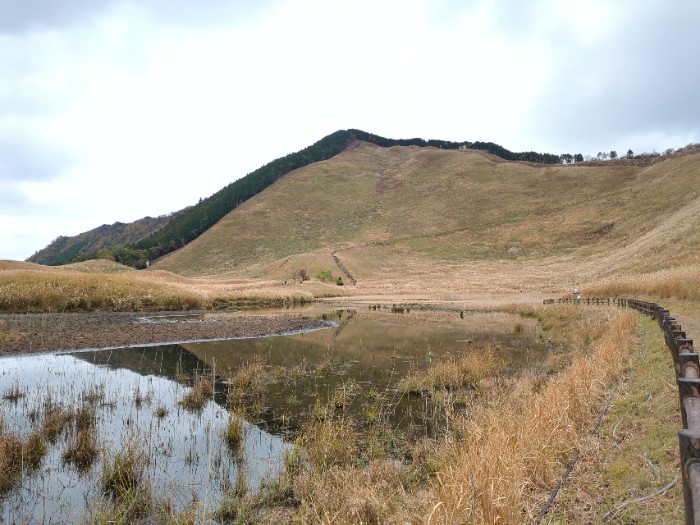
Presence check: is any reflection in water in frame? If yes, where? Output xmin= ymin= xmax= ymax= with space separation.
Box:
xmin=0 ymin=306 xmax=543 ymax=524
xmin=183 ymin=307 xmax=545 ymax=435
xmin=0 ymin=350 xmax=286 ymax=525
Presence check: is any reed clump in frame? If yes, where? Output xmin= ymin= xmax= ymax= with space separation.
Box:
xmin=23 ymin=430 xmax=48 ymax=469
xmin=63 ymin=402 xmax=99 ymax=470
xmin=230 ymin=357 xmax=268 ymax=399
xmin=63 ymin=427 xmax=99 ymax=471
xmin=225 ymin=412 xmax=245 ymax=454
xmin=300 ymin=417 xmax=358 ymax=472
xmin=399 ymin=344 xmax=503 ymax=394
xmin=42 ymin=404 xmax=73 ymax=443
xmin=102 ymin=440 xmax=147 ymax=501
xmin=179 ymin=374 xmax=213 ymax=410
xmin=0 ymin=433 xmax=23 ymax=494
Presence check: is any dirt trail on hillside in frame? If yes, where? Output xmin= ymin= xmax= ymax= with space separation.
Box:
xmin=331 ymin=251 xmax=357 ymax=285
xmin=0 ymin=312 xmax=329 ymax=356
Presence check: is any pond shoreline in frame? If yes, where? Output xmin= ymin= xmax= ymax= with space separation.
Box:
xmin=0 ymin=311 xmax=330 ymax=356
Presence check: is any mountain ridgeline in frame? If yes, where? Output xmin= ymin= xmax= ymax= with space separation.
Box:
xmin=27 ymin=215 xmax=175 ymax=266
xmin=33 ymin=129 xmax=562 ymax=267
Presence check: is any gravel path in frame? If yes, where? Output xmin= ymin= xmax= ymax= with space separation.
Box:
xmin=675 ymin=314 xmax=700 ymax=343
xmin=0 ymin=311 xmax=330 ymax=355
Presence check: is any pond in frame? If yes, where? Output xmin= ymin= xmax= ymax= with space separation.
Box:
xmin=0 ymin=305 xmax=545 ymax=524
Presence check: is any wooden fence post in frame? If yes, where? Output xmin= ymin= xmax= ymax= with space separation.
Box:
xmin=679 ymin=431 xmax=700 ymax=524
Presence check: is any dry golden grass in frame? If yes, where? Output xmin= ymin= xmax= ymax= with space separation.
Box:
xmin=0 ymin=262 xmax=328 ymax=312
xmin=296 ymin=460 xmax=424 ymax=524
xmin=543 ymin=317 xmax=682 ymax=523
xmin=425 ymin=311 xmax=636 ymax=524
xmin=0 ymin=260 xmax=43 ymax=271
xmin=300 ymin=417 xmax=359 ymax=472
xmin=0 ymin=266 xmax=201 ymax=312
xmin=586 ymin=264 xmax=700 ymax=301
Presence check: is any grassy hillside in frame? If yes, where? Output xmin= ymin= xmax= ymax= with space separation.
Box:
xmin=153 ymin=142 xmax=700 ymax=292
xmin=36 ymin=130 xmax=561 ymax=268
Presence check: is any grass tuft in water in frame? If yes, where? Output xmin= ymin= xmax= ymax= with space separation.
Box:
xmin=133 ymin=384 xmax=154 ymax=408
xmin=102 ymin=440 xmax=146 ymax=501
xmin=179 ymin=374 xmax=213 ymax=411
xmin=225 ymin=412 xmax=245 ymax=455
xmin=24 ymin=430 xmax=48 ymax=469
xmin=75 ymin=403 xmax=97 ymax=431
xmin=42 ymin=404 xmax=73 ymax=443
xmin=3 ymin=384 xmax=24 ymax=402
xmin=63 ymin=427 xmax=99 ymax=471
xmin=0 ymin=434 xmax=23 ymax=494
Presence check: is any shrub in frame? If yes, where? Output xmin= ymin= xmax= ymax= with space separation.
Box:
xmin=315 ymin=269 xmax=334 ymax=283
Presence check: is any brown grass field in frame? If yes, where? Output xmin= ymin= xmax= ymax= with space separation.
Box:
xmin=2 ymin=143 xmax=699 ymax=523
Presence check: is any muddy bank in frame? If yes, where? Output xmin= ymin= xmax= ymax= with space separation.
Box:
xmin=0 ymin=311 xmax=330 ymax=355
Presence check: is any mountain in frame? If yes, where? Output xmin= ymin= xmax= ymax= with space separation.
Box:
xmin=29 ymin=129 xmax=561 ymax=268
xmin=152 ymin=141 xmax=700 ymax=292
xmin=27 ymin=215 xmax=175 ymax=266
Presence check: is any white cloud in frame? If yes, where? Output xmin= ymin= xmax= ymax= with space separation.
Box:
xmin=1 ymin=0 xmax=698 ymax=260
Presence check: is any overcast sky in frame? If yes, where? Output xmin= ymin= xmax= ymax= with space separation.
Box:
xmin=1 ymin=0 xmax=699 ymax=261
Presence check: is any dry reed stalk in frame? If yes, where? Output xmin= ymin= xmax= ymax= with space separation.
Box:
xmin=427 ymin=312 xmax=635 ymax=524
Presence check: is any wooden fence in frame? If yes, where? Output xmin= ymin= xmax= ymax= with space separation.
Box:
xmin=542 ymin=296 xmax=628 ymax=307
xmin=542 ymin=296 xmax=699 ymax=523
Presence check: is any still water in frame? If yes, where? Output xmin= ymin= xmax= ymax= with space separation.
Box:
xmin=0 ymin=306 xmax=543 ymax=524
